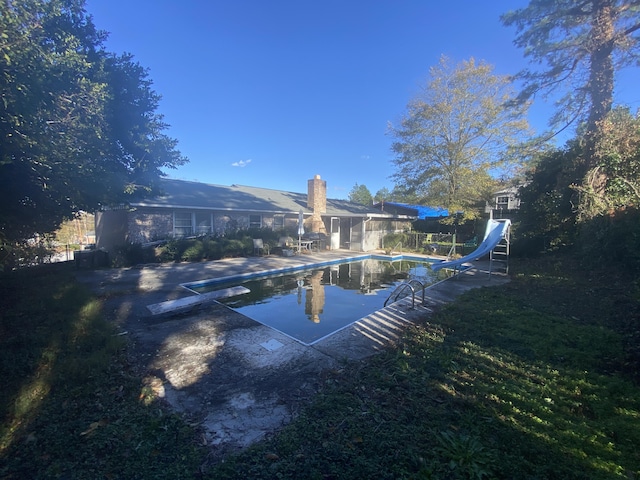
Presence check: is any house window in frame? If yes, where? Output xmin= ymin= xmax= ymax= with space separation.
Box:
xmin=273 ymin=214 xmax=284 ymax=230
xmin=496 ymin=196 xmax=509 ymax=209
xmin=195 ymin=212 xmax=212 ymax=235
xmin=174 ymin=212 xmax=193 ymax=237
xmin=249 ymin=214 xmax=262 ymax=228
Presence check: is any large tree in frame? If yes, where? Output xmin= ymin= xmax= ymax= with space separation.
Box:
xmin=388 ymin=56 xmax=532 ymax=217
xmin=502 ymin=0 xmax=640 ymax=157
xmin=0 ymin=0 xmax=186 ymax=243
xmin=348 ymin=183 xmax=373 ymax=206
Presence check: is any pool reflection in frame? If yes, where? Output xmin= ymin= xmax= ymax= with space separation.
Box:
xmin=195 ymin=258 xmax=448 ymax=345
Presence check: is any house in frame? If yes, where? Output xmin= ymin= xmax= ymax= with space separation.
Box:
xmin=95 ymin=175 xmax=414 ymax=253
xmin=486 ymin=186 xmax=521 ymax=217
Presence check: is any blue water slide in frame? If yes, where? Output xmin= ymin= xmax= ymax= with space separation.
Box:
xmin=431 ymin=219 xmax=511 ymax=271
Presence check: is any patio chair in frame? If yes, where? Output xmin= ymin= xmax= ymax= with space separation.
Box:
xmin=463 ymin=236 xmax=478 ymax=248
xmin=253 ymin=238 xmax=269 ymax=256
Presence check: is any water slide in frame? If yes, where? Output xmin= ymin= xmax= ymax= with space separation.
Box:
xmin=431 ymin=219 xmax=511 ymax=271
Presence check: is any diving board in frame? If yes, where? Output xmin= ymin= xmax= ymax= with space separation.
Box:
xmin=431 ymin=219 xmax=511 ymax=272
xmin=147 ymin=286 xmax=250 ymax=316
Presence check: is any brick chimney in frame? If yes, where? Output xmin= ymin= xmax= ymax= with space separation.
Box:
xmin=307 ymin=174 xmax=327 ymax=233
xmin=307 ymin=174 xmax=326 ymax=213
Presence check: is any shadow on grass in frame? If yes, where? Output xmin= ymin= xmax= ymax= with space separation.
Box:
xmin=0 ymin=264 xmax=203 ymax=479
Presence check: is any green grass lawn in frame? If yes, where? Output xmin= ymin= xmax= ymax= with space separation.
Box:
xmin=1 ymin=256 xmax=639 ymax=479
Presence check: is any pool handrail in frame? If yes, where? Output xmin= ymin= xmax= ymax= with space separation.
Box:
xmin=384 ymin=279 xmax=425 ymax=308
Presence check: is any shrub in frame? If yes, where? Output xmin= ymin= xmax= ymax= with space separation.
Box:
xmin=113 ymin=228 xmax=295 ymax=266
xmin=514 ymin=143 xmax=583 ymax=257
xmin=0 ymin=235 xmax=57 ymax=271
xmin=221 ymin=238 xmax=249 ymax=257
xmin=111 ymin=243 xmax=157 ymax=267
xmin=181 ymin=242 xmax=205 ymax=262
xmin=382 ymin=233 xmax=409 ymax=253
xmin=578 ymin=206 xmax=640 ymax=269
xmin=201 ymin=237 xmax=223 ymax=260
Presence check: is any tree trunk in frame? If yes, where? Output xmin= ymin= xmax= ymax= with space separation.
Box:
xmin=585 ymin=0 xmax=615 ymax=169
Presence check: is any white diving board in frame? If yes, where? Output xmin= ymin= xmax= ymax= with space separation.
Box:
xmin=147 ymin=286 xmax=250 ymax=316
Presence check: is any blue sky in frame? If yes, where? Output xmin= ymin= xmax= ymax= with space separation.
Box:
xmin=85 ymin=1 xmax=639 ymax=200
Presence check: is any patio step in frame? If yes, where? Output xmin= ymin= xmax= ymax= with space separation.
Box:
xmin=147 ymin=286 xmax=250 ymax=316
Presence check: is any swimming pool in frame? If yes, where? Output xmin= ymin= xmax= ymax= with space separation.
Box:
xmin=183 ymin=256 xmax=452 ymax=345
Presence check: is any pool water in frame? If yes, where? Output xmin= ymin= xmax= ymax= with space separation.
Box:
xmin=187 ymin=257 xmax=449 ymax=345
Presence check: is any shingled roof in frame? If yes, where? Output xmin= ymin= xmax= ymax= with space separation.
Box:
xmin=132 ymin=178 xmax=406 ymax=218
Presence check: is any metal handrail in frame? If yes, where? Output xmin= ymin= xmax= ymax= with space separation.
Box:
xmin=384 ymin=279 xmax=425 ymax=308
xmin=384 ymin=283 xmax=414 ymax=307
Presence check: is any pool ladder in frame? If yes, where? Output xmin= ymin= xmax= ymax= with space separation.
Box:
xmin=384 ymin=279 xmax=425 ymax=309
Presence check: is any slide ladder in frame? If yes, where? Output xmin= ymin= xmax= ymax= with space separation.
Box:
xmin=489 ymin=227 xmax=510 ymax=275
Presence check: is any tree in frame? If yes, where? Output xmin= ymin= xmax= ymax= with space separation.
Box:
xmin=388 ymin=56 xmax=532 ymax=218
xmin=577 ymin=106 xmax=640 ymax=216
xmin=374 ymin=187 xmax=391 ymax=204
xmin=0 ymin=0 xmax=186 ymax=245
xmin=501 ymin=0 xmax=640 ymax=160
xmin=388 ymin=184 xmax=419 ymax=204
xmin=348 ymin=183 xmax=373 ymax=205
xmin=516 ymin=142 xmax=584 ymax=253
xmin=516 ymin=110 xmax=640 ymax=264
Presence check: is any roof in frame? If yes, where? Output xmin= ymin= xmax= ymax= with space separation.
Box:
xmin=132 ymin=179 xmax=407 ymax=218
xmin=493 ymin=186 xmax=520 ymax=196
xmin=374 ymin=202 xmax=448 ymax=219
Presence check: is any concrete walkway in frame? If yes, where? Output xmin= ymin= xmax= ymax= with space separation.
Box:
xmin=75 ymin=250 xmax=509 ymax=458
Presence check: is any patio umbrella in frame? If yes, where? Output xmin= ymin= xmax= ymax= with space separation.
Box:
xmin=297 ymin=210 xmax=305 ymax=252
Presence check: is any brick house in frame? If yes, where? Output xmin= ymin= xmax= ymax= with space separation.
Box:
xmin=95 ymin=175 xmax=414 ymax=253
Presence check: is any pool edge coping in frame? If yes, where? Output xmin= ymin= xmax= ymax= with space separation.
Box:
xmin=180 ymin=253 xmax=466 ymax=293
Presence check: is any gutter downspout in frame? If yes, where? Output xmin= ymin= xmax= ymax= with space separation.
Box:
xmin=362 ymin=216 xmax=372 ymax=252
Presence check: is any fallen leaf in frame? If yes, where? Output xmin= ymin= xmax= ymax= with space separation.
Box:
xmin=80 ymin=419 xmax=108 ymax=436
